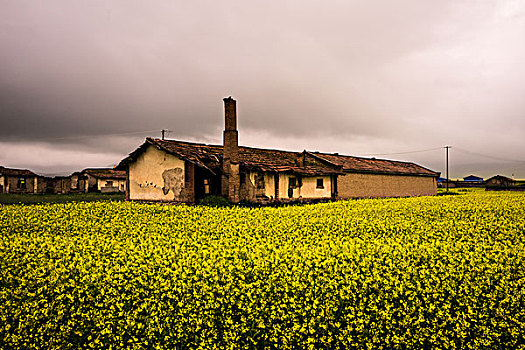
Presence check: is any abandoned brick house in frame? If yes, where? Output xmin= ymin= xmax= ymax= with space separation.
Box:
xmin=0 ymin=166 xmax=46 ymax=194
xmin=117 ymin=97 xmax=439 ymax=203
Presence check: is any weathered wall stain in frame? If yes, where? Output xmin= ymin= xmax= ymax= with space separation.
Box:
xmin=162 ymin=168 xmax=184 ymax=200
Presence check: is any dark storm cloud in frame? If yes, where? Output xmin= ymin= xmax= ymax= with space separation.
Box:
xmin=1 ymin=0 xmax=525 ymax=177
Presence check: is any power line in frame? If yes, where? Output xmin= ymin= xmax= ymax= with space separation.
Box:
xmin=454 ymin=147 xmax=525 ymax=163
xmin=360 ymin=147 xmax=443 ymax=156
xmin=27 ymin=129 xmax=160 ymax=142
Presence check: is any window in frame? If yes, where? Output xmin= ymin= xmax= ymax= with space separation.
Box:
xmin=317 ymin=178 xmax=324 ymax=189
xmin=105 ymin=180 xmax=113 ymax=187
xmin=288 ymin=177 xmax=296 ymax=198
xmin=204 ymin=179 xmax=210 ymax=194
xmin=256 ymin=172 xmax=265 ymax=189
xmin=17 ymin=177 xmax=26 ymax=189
xmin=240 ymin=173 xmax=246 ymax=185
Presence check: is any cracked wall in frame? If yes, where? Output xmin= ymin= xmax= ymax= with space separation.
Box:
xmin=128 ymin=145 xmax=186 ymax=201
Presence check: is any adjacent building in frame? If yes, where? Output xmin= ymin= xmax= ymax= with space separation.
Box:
xmin=0 ymin=166 xmax=46 ymax=194
xmin=51 ymin=176 xmax=73 ymax=194
xmin=117 ymin=97 xmax=439 ymax=204
xmin=81 ymin=168 xmax=126 ymax=193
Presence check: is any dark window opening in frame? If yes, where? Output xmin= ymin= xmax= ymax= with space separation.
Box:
xmin=289 ymin=177 xmax=297 ymax=188
xmin=256 ymin=172 xmax=265 ymax=189
xmin=106 ymin=180 xmax=113 ymax=187
xmin=240 ymin=173 xmax=246 ymax=185
xmin=17 ymin=177 xmax=26 ymax=189
xmin=317 ymin=178 xmax=324 ymax=189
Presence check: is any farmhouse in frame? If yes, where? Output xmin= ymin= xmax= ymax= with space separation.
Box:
xmin=117 ymin=98 xmax=439 ymax=203
xmin=0 ymin=166 xmax=46 ymax=194
xmin=80 ymin=168 xmax=126 ymax=193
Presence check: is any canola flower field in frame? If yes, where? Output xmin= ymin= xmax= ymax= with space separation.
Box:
xmin=1 ymin=191 xmax=524 ymax=349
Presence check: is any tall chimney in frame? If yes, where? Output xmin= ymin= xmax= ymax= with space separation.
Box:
xmin=222 ymin=97 xmax=240 ymax=202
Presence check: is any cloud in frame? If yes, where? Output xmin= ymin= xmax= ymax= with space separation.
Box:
xmin=1 ymin=0 xmax=524 ymax=177
xmin=0 ymin=141 xmax=124 ymax=176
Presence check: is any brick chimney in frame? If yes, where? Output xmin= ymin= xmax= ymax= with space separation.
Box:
xmin=222 ymin=97 xmax=240 ymax=203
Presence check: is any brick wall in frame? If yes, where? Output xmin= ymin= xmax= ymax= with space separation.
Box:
xmin=337 ymin=173 xmax=437 ymax=199
xmin=222 ymin=97 xmax=240 ymax=203
xmin=181 ymin=162 xmax=195 ymax=203
xmin=6 ymin=176 xmax=36 ymax=194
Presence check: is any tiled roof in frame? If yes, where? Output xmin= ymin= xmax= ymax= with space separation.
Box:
xmin=82 ymin=168 xmax=126 ymax=179
xmin=307 ymin=152 xmax=439 ymax=177
xmin=238 ymin=146 xmax=343 ymax=175
xmin=153 ymin=139 xmax=223 ymax=171
xmin=486 ymin=175 xmax=515 ymax=182
xmin=117 ymin=138 xmax=439 ymax=177
xmin=0 ymin=166 xmax=38 ymax=177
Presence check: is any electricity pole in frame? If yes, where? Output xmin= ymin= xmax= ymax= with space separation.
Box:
xmin=161 ymin=129 xmax=170 ymax=140
xmin=444 ymin=146 xmax=451 ymax=192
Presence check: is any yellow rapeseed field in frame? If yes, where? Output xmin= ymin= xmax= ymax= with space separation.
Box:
xmin=1 ymin=191 xmax=524 ymax=349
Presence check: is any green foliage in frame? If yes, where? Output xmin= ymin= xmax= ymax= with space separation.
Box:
xmin=1 ymin=192 xmax=525 ymax=348
xmin=198 ymin=195 xmax=232 ymax=207
xmin=0 ymin=192 xmax=125 ymax=205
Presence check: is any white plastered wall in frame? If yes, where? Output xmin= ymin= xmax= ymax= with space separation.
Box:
xmin=277 ymin=174 xmax=331 ymax=200
xmin=97 ymin=178 xmax=126 ymax=191
xmin=247 ymin=171 xmax=276 ymax=199
xmin=129 ymin=145 xmax=185 ymax=201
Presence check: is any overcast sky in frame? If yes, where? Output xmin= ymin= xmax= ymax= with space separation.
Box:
xmin=1 ymin=0 xmax=525 ymax=178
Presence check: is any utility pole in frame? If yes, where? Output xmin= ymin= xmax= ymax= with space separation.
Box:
xmin=161 ymin=129 xmax=170 ymax=140
xmin=444 ymin=146 xmax=451 ymax=192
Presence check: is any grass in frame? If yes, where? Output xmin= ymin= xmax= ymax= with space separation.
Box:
xmin=0 ymin=192 xmax=125 ymax=205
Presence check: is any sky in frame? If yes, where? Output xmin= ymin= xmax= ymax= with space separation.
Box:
xmin=1 ymin=0 xmax=525 ymax=178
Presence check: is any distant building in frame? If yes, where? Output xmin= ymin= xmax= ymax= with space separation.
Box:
xmin=70 ymin=172 xmax=85 ymax=193
xmin=486 ymin=175 xmax=515 ymax=187
xmin=81 ymin=168 xmax=126 ymax=193
xmin=0 ymin=166 xmax=46 ymax=194
xmin=463 ymin=175 xmax=484 ymax=183
xmin=436 ymin=177 xmax=454 ymax=188
xmin=117 ymin=97 xmax=440 ymax=204
xmin=52 ymin=176 xmax=72 ymax=194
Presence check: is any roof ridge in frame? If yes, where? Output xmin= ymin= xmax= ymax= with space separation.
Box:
xmin=316 ymin=151 xmax=421 ymax=165
xmin=149 ymin=137 xmax=222 ymax=148
xmin=150 ymin=137 xmax=305 ymax=155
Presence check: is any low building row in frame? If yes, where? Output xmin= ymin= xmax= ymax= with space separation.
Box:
xmin=0 ymin=166 xmax=126 ymax=194
xmin=437 ymin=174 xmax=523 ymax=188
